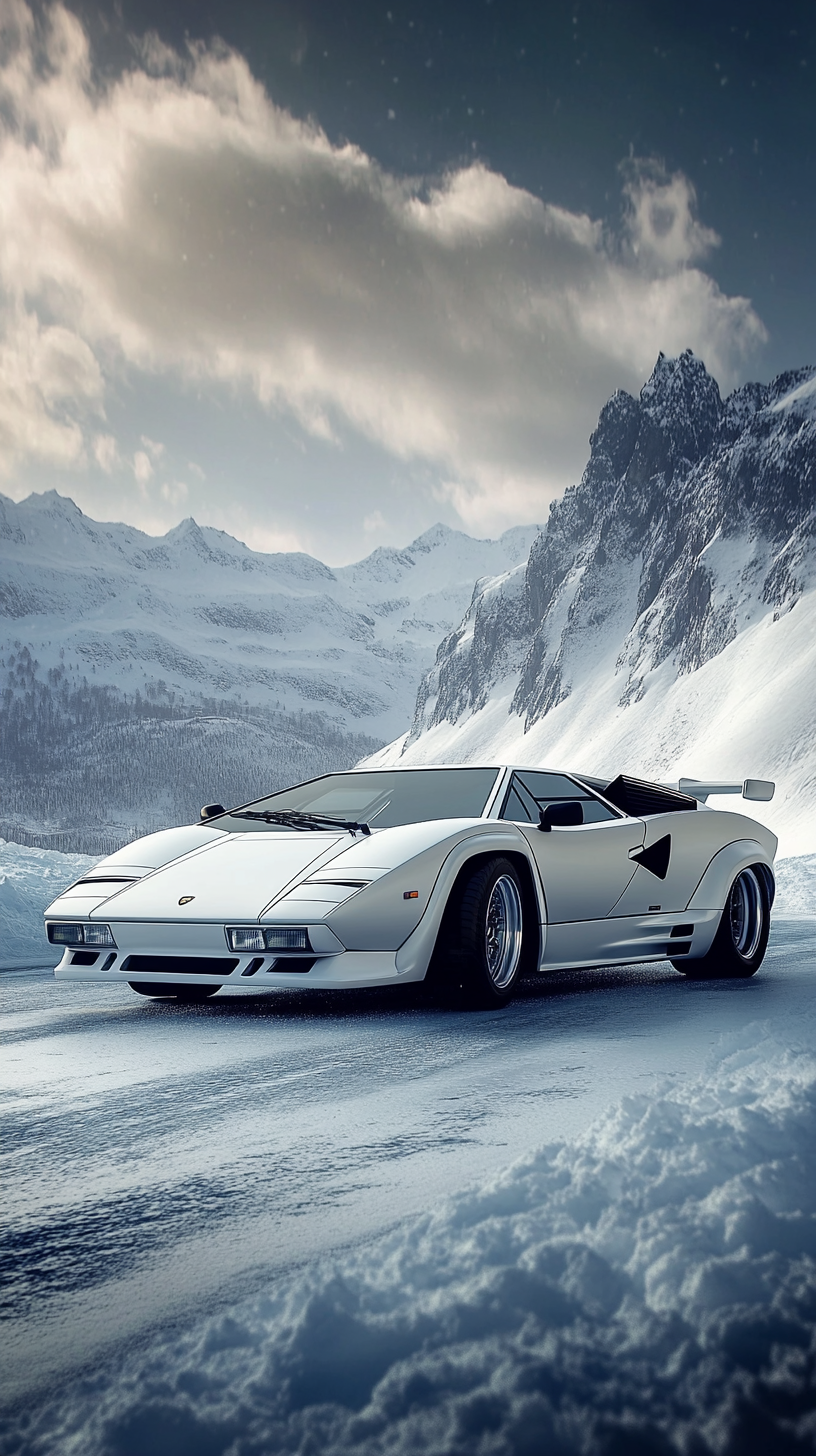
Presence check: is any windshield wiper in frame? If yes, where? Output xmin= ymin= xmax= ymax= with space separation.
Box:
xmin=231 ymin=809 xmax=371 ymax=836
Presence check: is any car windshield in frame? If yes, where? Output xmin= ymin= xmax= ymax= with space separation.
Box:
xmin=213 ymin=767 xmax=502 ymax=832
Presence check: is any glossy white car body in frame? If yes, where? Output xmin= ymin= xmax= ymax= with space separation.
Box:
xmin=45 ymin=765 xmax=778 ymax=998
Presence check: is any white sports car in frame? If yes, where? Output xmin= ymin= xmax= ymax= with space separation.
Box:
xmin=45 ymin=765 xmax=777 ymax=1009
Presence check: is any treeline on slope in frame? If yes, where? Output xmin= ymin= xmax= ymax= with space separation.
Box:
xmin=0 ymin=656 xmax=381 ymax=856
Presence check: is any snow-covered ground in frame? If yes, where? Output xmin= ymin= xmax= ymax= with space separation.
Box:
xmin=3 ymin=945 xmax=816 ymax=1454
xmin=2 ymin=838 xmax=814 ymax=971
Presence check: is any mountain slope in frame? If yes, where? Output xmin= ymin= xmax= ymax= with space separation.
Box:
xmin=371 ymin=353 xmax=816 ymax=855
xmin=0 ymin=497 xmax=536 ymax=851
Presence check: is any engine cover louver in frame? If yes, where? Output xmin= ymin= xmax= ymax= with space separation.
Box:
xmin=604 ymin=775 xmax=697 ymax=818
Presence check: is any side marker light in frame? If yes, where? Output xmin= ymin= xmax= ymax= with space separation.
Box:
xmin=403 ymin=890 xmax=419 ymax=900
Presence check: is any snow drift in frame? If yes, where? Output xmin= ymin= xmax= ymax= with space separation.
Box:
xmin=3 ymin=1023 xmax=815 ymax=1455
xmin=0 ymin=840 xmax=93 ymax=968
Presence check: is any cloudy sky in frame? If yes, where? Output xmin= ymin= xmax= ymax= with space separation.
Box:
xmin=1 ymin=1 xmax=813 ymax=562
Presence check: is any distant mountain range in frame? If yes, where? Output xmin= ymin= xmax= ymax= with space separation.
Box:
xmin=373 ymin=352 xmax=816 ymax=856
xmin=0 ymin=496 xmax=537 ymax=852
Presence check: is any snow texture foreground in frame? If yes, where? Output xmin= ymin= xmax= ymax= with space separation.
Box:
xmin=5 ymin=1026 xmax=816 ymax=1456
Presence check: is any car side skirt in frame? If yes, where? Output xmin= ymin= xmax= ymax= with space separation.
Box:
xmin=540 ymin=909 xmax=721 ymax=971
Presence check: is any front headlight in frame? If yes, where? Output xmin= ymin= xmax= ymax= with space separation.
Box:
xmin=227 ymin=926 xmax=311 ymax=952
xmin=47 ymin=922 xmax=117 ymax=947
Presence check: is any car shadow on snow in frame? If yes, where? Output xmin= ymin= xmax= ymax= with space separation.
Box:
xmin=133 ymin=956 xmax=761 ymax=1024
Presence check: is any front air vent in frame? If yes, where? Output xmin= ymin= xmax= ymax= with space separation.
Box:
xmin=120 ymin=956 xmax=238 ymax=977
xmin=670 ymin=924 xmax=694 ymax=938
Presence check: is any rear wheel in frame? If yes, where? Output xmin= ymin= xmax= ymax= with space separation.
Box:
xmin=434 ymin=856 xmax=525 ymax=1009
xmin=129 ymin=982 xmax=220 ymax=1001
xmin=674 ymin=866 xmax=770 ymax=979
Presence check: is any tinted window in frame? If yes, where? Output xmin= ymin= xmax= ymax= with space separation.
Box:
xmin=500 ymin=770 xmax=619 ymax=824
xmin=215 ymin=767 xmax=501 ymax=831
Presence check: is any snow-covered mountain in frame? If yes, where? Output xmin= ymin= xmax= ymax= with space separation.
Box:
xmin=0 ymin=495 xmax=536 ymax=851
xmin=371 ymin=352 xmax=816 ymax=856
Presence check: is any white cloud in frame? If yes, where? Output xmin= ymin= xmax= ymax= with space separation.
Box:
xmin=92 ymin=432 xmax=119 ymax=471
xmin=132 ymin=449 xmax=153 ymax=484
xmin=0 ymin=3 xmax=767 ymax=534
xmin=139 ymin=435 xmax=165 ymax=461
xmin=0 ymin=308 xmax=103 ymax=471
xmin=159 ymin=478 xmax=188 ymax=505
xmin=621 ymin=157 xmax=721 ymax=274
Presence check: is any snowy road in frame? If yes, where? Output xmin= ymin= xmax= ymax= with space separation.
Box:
xmin=3 ymin=918 xmax=816 ymax=1424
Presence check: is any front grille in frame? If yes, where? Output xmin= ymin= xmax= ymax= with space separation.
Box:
xmin=120 ymin=955 xmax=238 ymax=977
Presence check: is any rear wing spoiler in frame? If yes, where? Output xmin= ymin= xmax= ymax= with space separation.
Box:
xmin=673 ymin=778 xmax=775 ymax=804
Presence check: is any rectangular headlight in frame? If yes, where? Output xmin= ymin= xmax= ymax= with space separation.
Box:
xmin=47 ymin=922 xmax=117 ymax=947
xmin=84 ymin=924 xmax=117 ymax=947
xmin=227 ymin=927 xmax=265 ymax=952
xmin=263 ymin=927 xmax=310 ymax=951
xmin=226 ymin=926 xmax=311 ymax=952
xmin=48 ymin=923 xmax=84 ymax=945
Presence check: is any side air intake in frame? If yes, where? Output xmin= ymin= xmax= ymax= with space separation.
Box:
xmin=603 ymin=774 xmax=698 ymax=818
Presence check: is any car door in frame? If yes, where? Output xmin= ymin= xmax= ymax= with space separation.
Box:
xmin=608 ymin=807 xmax=738 ymax=916
xmin=499 ymin=771 xmax=645 ymax=923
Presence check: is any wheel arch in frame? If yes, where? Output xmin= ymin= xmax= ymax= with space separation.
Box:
xmin=685 ymin=838 xmax=775 ymax=914
xmin=395 ymin=835 xmax=544 ymax=981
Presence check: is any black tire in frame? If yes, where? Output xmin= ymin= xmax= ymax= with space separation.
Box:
xmin=433 ymin=856 xmax=526 ymax=1009
xmin=128 ymin=982 xmax=220 ymax=1001
xmin=674 ymin=866 xmax=771 ymax=979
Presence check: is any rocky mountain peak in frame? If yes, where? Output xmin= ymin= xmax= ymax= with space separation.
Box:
xmin=639 ymin=349 xmax=723 ymax=459
xmin=403 ymin=355 xmax=816 ymax=754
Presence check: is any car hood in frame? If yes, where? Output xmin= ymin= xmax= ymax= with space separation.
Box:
xmin=82 ymin=832 xmax=349 ymax=922
xmin=45 ymin=817 xmax=491 ymax=924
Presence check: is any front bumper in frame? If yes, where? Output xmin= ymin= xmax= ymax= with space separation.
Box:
xmin=51 ymin=917 xmax=420 ymax=990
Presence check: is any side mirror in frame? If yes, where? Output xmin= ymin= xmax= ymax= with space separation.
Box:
xmin=538 ymin=800 xmax=583 ymax=832
xmin=200 ymin=803 xmax=226 ymax=821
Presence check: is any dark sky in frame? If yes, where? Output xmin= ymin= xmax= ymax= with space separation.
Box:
xmin=85 ymin=0 xmax=815 ymax=378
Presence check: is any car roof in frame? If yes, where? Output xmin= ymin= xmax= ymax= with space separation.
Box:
xmin=345 ymin=763 xmax=590 ymax=776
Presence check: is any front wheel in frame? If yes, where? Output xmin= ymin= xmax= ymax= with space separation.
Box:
xmin=674 ymin=866 xmax=771 ymax=979
xmin=129 ymin=982 xmax=220 ymax=1001
xmin=436 ymin=857 xmax=525 ymax=1009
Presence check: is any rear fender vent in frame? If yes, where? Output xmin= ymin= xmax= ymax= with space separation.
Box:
xmin=604 ymin=775 xmax=698 ymax=817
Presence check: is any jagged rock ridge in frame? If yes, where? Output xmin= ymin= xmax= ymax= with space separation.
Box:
xmin=408 ymin=351 xmax=815 ymax=739
xmin=381 ymin=353 xmax=816 ymax=854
